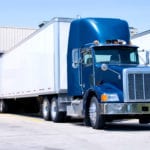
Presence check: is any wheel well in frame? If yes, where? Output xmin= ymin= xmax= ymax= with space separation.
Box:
xmin=39 ymin=95 xmax=58 ymax=103
xmin=38 ymin=95 xmax=58 ymax=114
xmin=85 ymin=90 xmax=97 ymax=109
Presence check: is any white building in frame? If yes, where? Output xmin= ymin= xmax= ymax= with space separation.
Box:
xmin=0 ymin=27 xmax=36 ymax=52
xmin=132 ymin=30 xmax=150 ymax=64
xmin=129 ymin=27 xmax=138 ymax=36
xmin=131 ymin=30 xmax=150 ymax=50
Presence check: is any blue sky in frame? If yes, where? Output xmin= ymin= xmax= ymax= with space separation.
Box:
xmin=0 ymin=0 xmax=149 ymax=32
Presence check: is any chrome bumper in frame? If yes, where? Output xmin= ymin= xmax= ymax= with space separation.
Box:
xmin=100 ymin=103 xmax=150 ymax=115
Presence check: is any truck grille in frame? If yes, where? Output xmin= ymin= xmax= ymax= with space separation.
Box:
xmin=123 ymin=68 xmax=150 ymax=102
xmin=127 ymin=73 xmax=150 ymax=101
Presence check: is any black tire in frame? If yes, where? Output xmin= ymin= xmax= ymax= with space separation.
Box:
xmin=50 ymin=97 xmax=66 ymax=122
xmin=0 ymin=100 xmax=8 ymax=113
xmin=139 ymin=116 xmax=150 ymax=124
xmin=89 ymin=96 xmax=105 ymax=129
xmin=42 ymin=97 xmax=51 ymax=121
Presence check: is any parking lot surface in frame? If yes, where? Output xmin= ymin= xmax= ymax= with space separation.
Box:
xmin=0 ymin=113 xmax=150 ymax=150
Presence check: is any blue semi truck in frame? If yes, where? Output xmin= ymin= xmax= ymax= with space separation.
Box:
xmin=0 ymin=17 xmax=150 ymax=129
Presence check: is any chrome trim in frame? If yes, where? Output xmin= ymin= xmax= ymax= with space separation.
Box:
xmin=123 ymin=67 xmax=150 ymax=102
xmin=100 ymin=103 xmax=150 ymax=115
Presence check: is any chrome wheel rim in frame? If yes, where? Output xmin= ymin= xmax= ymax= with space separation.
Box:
xmin=51 ymin=100 xmax=57 ymax=120
xmin=89 ymin=101 xmax=97 ymax=125
xmin=43 ymin=100 xmax=49 ymax=117
xmin=0 ymin=101 xmax=3 ymax=112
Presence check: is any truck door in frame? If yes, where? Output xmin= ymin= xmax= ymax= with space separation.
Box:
xmin=81 ymin=48 xmax=94 ymax=91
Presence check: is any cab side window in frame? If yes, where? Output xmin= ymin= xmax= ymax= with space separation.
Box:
xmin=83 ymin=50 xmax=93 ymax=66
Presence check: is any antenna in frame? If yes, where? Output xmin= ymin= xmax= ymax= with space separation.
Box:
xmin=76 ymin=15 xmax=81 ymax=19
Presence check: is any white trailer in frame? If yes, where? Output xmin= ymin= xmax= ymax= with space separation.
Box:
xmin=0 ymin=18 xmax=71 ymax=98
xmin=0 ymin=18 xmax=74 ymax=121
xmin=131 ymin=30 xmax=150 ymax=64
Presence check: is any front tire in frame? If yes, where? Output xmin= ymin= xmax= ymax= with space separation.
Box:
xmin=139 ymin=116 xmax=150 ymax=124
xmin=89 ymin=96 xmax=105 ymax=129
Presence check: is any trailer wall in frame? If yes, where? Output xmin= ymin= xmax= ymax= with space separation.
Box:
xmin=0 ymin=18 xmax=71 ymax=98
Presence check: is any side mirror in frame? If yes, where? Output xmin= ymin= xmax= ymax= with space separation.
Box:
xmin=146 ymin=51 xmax=150 ymax=65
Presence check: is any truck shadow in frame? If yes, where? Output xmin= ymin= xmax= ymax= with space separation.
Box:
xmin=71 ymin=119 xmax=150 ymax=131
xmin=104 ymin=122 xmax=150 ymax=131
xmin=14 ymin=113 xmax=150 ymax=131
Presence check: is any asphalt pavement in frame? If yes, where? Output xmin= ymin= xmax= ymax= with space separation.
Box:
xmin=0 ymin=113 xmax=150 ymax=150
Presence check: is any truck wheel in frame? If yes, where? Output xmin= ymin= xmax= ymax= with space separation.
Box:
xmin=139 ymin=116 xmax=150 ymax=124
xmin=0 ymin=100 xmax=8 ymax=113
xmin=50 ymin=97 xmax=66 ymax=122
xmin=42 ymin=97 xmax=51 ymax=121
xmin=89 ymin=96 xmax=105 ymax=129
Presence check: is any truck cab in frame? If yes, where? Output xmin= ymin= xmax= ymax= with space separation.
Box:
xmin=67 ymin=18 xmax=150 ymax=129
xmin=80 ymin=43 xmax=139 ymax=93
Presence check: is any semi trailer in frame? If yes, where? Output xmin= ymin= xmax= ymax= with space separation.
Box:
xmin=1 ymin=17 xmax=150 ymax=129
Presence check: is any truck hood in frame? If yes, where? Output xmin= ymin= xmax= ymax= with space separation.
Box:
xmin=96 ymin=64 xmax=147 ymax=92
xmin=95 ymin=64 xmax=150 ymax=102
xmin=108 ymin=64 xmax=149 ymax=74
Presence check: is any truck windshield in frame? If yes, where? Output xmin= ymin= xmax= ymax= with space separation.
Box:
xmin=94 ymin=46 xmax=139 ymax=65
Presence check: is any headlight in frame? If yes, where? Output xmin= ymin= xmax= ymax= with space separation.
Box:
xmin=101 ymin=93 xmax=119 ymax=102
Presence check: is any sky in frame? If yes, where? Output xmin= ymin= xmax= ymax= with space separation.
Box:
xmin=0 ymin=0 xmax=149 ymax=32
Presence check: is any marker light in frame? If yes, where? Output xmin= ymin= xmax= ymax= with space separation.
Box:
xmin=93 ymin=40 xmax=100 ymax=45
xmin=106 ymin=39 xmax=126 ymax=45
xmin=101 ymin=93 xmax=119 ymax=102
xmin=101 ymin=93 xmax=108 ymax=102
